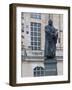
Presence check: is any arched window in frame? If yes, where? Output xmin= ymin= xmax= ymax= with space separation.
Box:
xmin=34 ymin=66 xmax=44 ymax=77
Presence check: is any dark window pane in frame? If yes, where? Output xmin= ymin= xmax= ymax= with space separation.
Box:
xmin=31 ymin=22 xmax=33 ymax=26
xmin=31 ymin=42 xmax=37 ymax=45
xmin=32 ymin=47 xmax=33 ymax=50
xmin=31 ymin=32 xmax=33 ymax=35
xmin=34 ymin=27 xmax=37 ymax=31
xmin=33 ymin=47 xmax=37 ymax=50
xmin=37 ymin=23 xmax=41 ymax=27
xmin=37 ymin=47 xmax=40 ymax=50
xmin=34 ymin=67 xmax=44 ymax=77
xmin=26 ymin=31 xmax=29 ymax=34
xmin=38 ymin=37 xmax=41 ymax=41
xmin=34 ymin=37 xmax=37 ymax=41
xmin=37 ymin=67 xmax=40 ymax=70
xmin=38 ymin=42 xmax=40 ymax=46
xmin=38 ymin=33 xmax=41 ymax=36
xmin=31 ymin=27 xmax=33 ymax=31
xmin=41 ymin=71 xmax=44 ymax=76
xmin=21 ymin=12 xmax=24 ymax=19
xmin=38 ymin=28 xmax=41 ymax=31
xmin=22 ymin=29 xmax=24 ymax=32
xmin=34 ymin=23 xmax=37 ymax=26
xmin=34 ymin=32 xmax=37 ymax=36
xmin=34 ymin=72 xmax=36 ymax=76
xmin=33 ymin=42 xmax=37 ymax=45
xmin=21 ymin=35 xmax=24 ymax=38
xmin=37 ymin=71 xmax=40 ymax=76
xmin=31 ymin=37 xmax=33 ymax=41
xmin=22 ymin=23 xmax=24 ymax=26
xmin=31 ymin=42 xmax=33 ymax=45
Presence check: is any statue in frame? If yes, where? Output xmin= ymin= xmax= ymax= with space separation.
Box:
xmin=44 ymin=19 xmax=58 ymax=58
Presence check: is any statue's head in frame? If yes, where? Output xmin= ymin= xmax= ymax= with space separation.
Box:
xmin=48 ymin=19 xmax=53 ymax=26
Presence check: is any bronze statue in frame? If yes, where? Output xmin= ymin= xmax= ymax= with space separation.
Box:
xmin=44 ymin=19 xmax=58 ymax=58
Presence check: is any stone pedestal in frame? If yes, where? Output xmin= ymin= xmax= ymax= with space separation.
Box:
xmin=44 ymin=58 xmax=57 ymax=76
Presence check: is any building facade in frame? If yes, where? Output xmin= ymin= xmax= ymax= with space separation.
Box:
xmin=21 ymin=12 xmax=63 ymax=77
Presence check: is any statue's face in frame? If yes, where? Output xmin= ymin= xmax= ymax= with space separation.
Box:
xmin=48 ymin=19 xmax=53 ymax=26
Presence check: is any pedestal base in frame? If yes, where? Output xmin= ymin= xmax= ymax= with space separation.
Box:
xmin=44 ymin=58 xmax=57 ymax=76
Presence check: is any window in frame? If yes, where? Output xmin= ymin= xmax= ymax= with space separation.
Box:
xmin=58 ymin=30 xmax=63 ymax=49
xmin=22 ymin=29 xmax=24 ymax=32
xmin=31 ymin=13 xmax=41 ymax=19
xmin=34 ymin=66 xmax=44 ymax=77
xmin=30 ymin=22 xmax=41 ymax=50
xmin=26 ymin=31 xmax=29 ymax=34
xmin=21 ymin=35 xmax=24 ymax=39
xmin=21 ymin=23 xmax=24 ymax=32
xmin=21 ymin=12 xmax=24 ymax=19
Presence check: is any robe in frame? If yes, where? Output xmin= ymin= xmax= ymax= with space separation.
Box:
xmin=44 ymin=25 xmax=58 ymax=58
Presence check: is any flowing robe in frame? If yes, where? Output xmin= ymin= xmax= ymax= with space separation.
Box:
xmin=44 ymin=25 xmax=58 ymax=58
